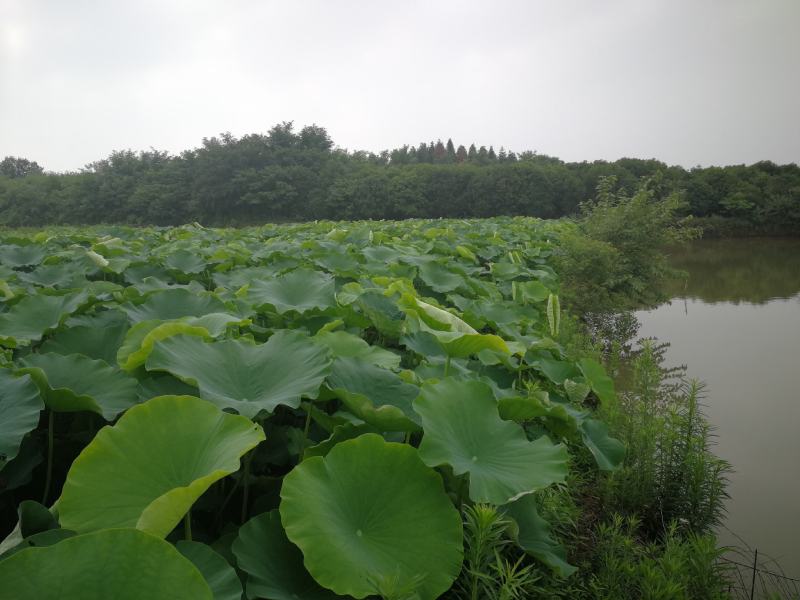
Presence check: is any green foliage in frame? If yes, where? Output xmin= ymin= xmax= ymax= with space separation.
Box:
xmin=555 ymin=176 xmax=700 ymax=313
xmin=0 ymin=219 xmax=726 ymax=599
xmin=600 ymin=341 xmax=731 ymax=537
xmin=585 ymin=515 xmax=731 ymax=600
xmin=3 ymin=128 xmax=797 ymax=229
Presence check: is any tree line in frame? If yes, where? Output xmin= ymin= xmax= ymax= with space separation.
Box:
xmin=0 ymin=122 xmax=798 ymax=231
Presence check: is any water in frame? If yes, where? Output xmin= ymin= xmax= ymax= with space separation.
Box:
xmin=635 ymin=238 xmax=800 ymax=579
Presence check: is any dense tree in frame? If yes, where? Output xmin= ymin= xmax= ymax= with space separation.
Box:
xmin=0 ymin=123 xmax=797 ymax=231
xmin=0 ymin=156 xmax=44 ymax=178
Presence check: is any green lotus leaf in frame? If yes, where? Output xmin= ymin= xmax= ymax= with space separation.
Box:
xmin=580 ymin=418 xmax=625 ymax=471
xmin=502 ymin=494 xmax=577 ymax=578
xmin=0 ymin=528 xmax=212 ymax=600
xmin=146 ymin=331 xmax=331 ymax=418
xmin=304 ymin=422 xmax=378 ymax=459
xmin=327 ymin=357 xmax=421 ymax=432
xmin=414 ymin=379 xmax=569 ymax=504
xmin=280 ymin=434 xmax=463 ymax=600
xmin=17 ymin=500 xmax=58 ymax=537
xmin=0 ymin=370 xmax=43 ymax=469
xmin=0 ymin=292 xmax=88 ymax=347
xmin=245 ymin=268 xmax=336 ymax=314
xmin=417 ymin=262 xmax=467 ymax=293
xmin=0 ymin=528 xmax=76 ymax=561
xmin=121 ymin=288 xmax=228 ymax=324
xmin=513 ymin=280 xmax=550 ymax=303
xmin=232 ymin=510 xmax=343 ymax=600
xmin=176 ymin=540 xmax=243 ymax=600
xmin=165 ymin=249 xmax=208 ymax=274
xmin=17 ymin=263 xmax=88 ymax=288
xmin=18 ymin=353 xmax=138 ymax=420
xmin=117 ymin=320 xmax=211 ymax=371
xmin=56 ymin=395 xmax=264 ymax=536
xmin=577 ymin=358 xmax=616 ymax=405
xmin=497 ymin=390 xmax=553 ymax=422
xmin=529 ymin=354 xmax=579 ymax=385
xmin=0 ymin=435 xmax=42 ymax=491
xmin=0 ymin=244 xmax=47 ymax=268
xmin=40 ymin=311 xmax=129 ymax=364
xmin=314 ymin=330 xmax=401 ymax=369
xmin=356 ymin=290 xmax=405 ymax=338
xmin=136 ymin=373 xmax=199 ymax=402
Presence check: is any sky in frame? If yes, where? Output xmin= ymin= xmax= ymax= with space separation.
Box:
xmin=1 ymin=0 xmax=798 ymax=172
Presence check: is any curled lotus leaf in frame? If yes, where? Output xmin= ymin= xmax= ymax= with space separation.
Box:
xmin=280 ymin=434 xmax=463 ymax=600
xmin=56 ymin=395 xmax=264 ymax=536
xmin=0 ymin=369 xmax=43 ymax=470
xmin=414 ymin=378 xmax=569 ymax=505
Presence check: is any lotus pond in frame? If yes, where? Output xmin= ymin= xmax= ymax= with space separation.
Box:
xmin=0 ymin=219 xmax=623 ymax=599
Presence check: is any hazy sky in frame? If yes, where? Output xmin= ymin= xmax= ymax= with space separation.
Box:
xmin=1 ymin=0 xmax=798 ymax=172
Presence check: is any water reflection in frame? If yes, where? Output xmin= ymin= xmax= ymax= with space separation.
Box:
xmin=636 ymin=238 xmax=800 ymax=583
xmin=663 ymin=238 xmax=800 ymax=304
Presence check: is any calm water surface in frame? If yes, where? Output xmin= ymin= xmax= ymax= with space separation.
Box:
xmin=635 ymin=238 xmax=800 ymax=577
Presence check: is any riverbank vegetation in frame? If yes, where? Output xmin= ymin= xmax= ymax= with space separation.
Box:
xmin=1 ymin=122 xmax=798 ymax=234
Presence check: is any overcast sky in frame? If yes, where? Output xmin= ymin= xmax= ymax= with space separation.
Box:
xmin=1 ymin=0 xmax=798 ymax=172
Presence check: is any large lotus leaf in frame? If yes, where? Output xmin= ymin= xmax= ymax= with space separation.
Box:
xmin=0 ymin=370 xmax=43 ymax=469
xmin=246 ymin=268 xmax=336 ymax=314
xmin=529 ymin=354 xmax=580 ymax=385
xmin=280 ymin=434 xmax=463 ymax=600
xmin=356 ymin=291 xmax=405 ymax=338
xmin=577 ymin=358 xmax=616 ymax=405
xmin=56 ymin=395 xmax=264 ymax=536
xmin=502 ymin=494 xmax=577 ymax=578
xmin=580 ymin=418 xmax=625 ymax=471
xmin=19 ymin=353 xmax=139 ymax=420
xmin=414 ymin=379 xmax=569 ymax=505
xmin=327 ymin=357 xmax=421 ymax=432
xmin=232 ymin=510 xmax=343 ymax=600
xmin=146 ymin=331 xmax=331 ymax=418
xmin=314 ymin=330 xmax=401 ymax=369
xmin=40 ymin=312 xmax=129 ymax=364
xmin=121 ymin=288 xmax=228 ymax=324
xmin=0 ymin=244 xmax=47 ymax=268
xmin=0 ymin=292 xmax=88 ymax=347
xmin=165 ymin=249 xmax=208 ymax=274
xmin=176 ymin=540 xmax=243 ymax=600
xmin=0 ymin=528 xmax=212 ymax=600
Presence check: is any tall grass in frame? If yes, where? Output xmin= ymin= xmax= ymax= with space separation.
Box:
xmin=601 ymin=339 xmax=731 ymax=539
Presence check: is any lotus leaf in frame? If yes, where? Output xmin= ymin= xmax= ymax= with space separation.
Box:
xmin=146 ymin=331 xmax=331 ymax=418
xmin=577 ymin=358 xmax=616 ymax=405
xmin=176 ymin=540 xmax=243 ymax=600
xmin=40 ymin=311 xmax=129 ymax=364
xmin=502 ymin=494 xmax=577 ymax=577
xmin=246 ymin=268 xmax=336 ymax=314
xmin=56 ymin=395 xmax=264 ymax=536
xmin=0 ymin=528 xmax=212 ymax=600
xmin=0 ymin=244 xmax=47 ymax=268
xmin=0 ymin=370 xmax=43 ymax=469
xmin=414 ymin=379 xmax=569 ymax=504
xmin=580 ymin=418 xmax=625 ymax=471
xmin=327 ymin=357 xmax=421 ymax=431
xmin=121 ymin=288 xmax=227 ymax=323
xmin=19 ymin=353 xmax=139 ymax=420
xmin=280 ymin=434 xmax=463 ymax=599
xmin=0 ymin=292 xmax=88 ymax=347
xmin=232 ymin=510 xmax=343 ymax=600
